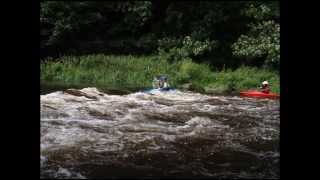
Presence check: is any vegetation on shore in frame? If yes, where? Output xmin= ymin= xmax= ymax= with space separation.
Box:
xmin=40 ymin=2 xmax=280 ymax=95
xmin=41 ymin=2 xmax=279 ymax=70
xmin=41 ymin=55 xmax=279 ymax=94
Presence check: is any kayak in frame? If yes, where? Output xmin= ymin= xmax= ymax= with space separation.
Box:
xmin=240 ymin=90 xmax=279 ymax=99
xmin=143 ymin=88 xmax=176 ymax=94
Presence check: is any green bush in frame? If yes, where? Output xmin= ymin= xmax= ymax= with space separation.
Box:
xmin=158 ymin=36 xmax=217 ymax=62
xmin=232 ymin=2 xmax=279 ymax=68
xmin=178 ymin=59 xmax=212 ymax=83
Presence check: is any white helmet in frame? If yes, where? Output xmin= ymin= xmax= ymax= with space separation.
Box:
xmin=262 ymin=81 xmax=269 ymax=85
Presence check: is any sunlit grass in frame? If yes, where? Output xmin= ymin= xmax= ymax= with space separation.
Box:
xmin=41 ymin=54 xmax=279 ymax=94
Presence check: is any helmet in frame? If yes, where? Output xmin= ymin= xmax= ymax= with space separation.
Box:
xmin=159 ymin=75 xmax=167 ymax=81
xmin=262 ymin=81 xmax=269 ymax=85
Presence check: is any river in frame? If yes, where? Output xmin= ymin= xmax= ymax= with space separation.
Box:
xmin=40 ymin=87 xmax=279 ymax=179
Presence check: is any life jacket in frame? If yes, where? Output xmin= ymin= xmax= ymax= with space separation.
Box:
xmin=261 ymin=87 xmax=270 ymax=94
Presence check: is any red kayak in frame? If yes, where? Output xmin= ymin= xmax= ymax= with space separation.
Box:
xmin=240 ymin=90 xmax=279 ymax=99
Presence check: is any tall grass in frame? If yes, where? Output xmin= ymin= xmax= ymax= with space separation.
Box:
xmin=207 ymin=66 xmax=280 ymax=94
xmin=41 ymin=54 xmax=279 ymax=94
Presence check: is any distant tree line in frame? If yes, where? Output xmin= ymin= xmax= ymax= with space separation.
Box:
xmin=40 ymin=1 xmax=279 ymax=69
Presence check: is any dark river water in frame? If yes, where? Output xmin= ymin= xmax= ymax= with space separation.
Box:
xmin=40 ymin=87 xmax=279 ymax=179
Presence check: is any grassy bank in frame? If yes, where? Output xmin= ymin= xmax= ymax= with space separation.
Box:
xmin=41 ymin=54 xmax=280 ymax=94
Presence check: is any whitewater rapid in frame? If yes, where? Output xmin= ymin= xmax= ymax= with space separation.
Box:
xmin=41 ymin=87 xmax=279 ymax=178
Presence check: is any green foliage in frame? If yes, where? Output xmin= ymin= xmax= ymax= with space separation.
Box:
xmin=41 ymin=1 xmax=153 ymax=54
xmin=41 ymin=1 xmax=280 ymax=70
xmin=158 ymin=36 xmax=217 ymax=62
xmin=42 ymin=55 xmax=176 ymax=89
xmin=232 ymin=2 xmax=280 ymax=68
xmin=243 ymin=2 xmax=279 ymax=20
xmin=177 ymin=59 xmax=212 ymax=83
xmin=41 ymin=55 xmax=279 ymax=94
xmin=115 ymin=1 xmax=152 ymax=31
xmin=41 ymin=2 xmax=96 ymax=46
xmin=209 ymin=66 xmax=280 ymax=93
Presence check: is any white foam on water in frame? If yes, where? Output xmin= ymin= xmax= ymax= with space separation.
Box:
xmin=57 ymin=167 xmax=72 ymax=177
xmin=41 ymin=87 xmax=279 ymax=178
xmin=55 ymin=167 xmax=86 ymax=179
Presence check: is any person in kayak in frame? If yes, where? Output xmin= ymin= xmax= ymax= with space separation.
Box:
xmin=152 ymin=75 xmax=170 ymax=90
xmin=260 ymin=81 xmax=270 ymax=93
xmin=160 ymin=76 xmax=170 ymax=90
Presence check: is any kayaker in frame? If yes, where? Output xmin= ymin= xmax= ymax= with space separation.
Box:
xmin=160 ymin=76 xmax=170 ymax=90
xmin=153 ymin=75 xmax=170 ymax=89
xmin=260 ymin=81 xmax=270 ymax=93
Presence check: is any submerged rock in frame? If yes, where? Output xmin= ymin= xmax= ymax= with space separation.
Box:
xmin=64 ymin=89 xmax=98 ymax=100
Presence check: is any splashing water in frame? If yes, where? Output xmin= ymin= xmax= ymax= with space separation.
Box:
xmin=41 ymin=87 xmax=279 ymax=178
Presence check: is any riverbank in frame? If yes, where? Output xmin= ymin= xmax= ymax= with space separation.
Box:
xmin=41 ymin=54 xmax=279 ymax=94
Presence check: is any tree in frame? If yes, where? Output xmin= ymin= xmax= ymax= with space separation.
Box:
xmin=232 ymin=2 xmax=280 ymax=68
xmin=40 ymin=1 xmax=280 ymax=70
